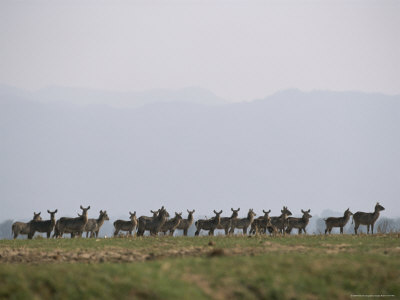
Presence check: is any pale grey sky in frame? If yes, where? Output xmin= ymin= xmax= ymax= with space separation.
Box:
xmin=1 ymin=0 xmax=399 ymax=102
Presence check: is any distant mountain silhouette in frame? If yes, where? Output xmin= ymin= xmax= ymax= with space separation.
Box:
xmin=1 ymin=85 xmax=399 ymax=222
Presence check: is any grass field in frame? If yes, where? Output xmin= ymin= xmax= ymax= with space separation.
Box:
xmin=1 ymin=234 xmax=399 ymax=299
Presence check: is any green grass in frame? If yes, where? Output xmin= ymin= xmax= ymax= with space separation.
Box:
xmin=1 ymin=234 xmax=399 ymax=299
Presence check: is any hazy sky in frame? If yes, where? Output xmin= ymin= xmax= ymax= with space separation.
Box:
xmin=1 ymin=0 xmax=399 ymax=102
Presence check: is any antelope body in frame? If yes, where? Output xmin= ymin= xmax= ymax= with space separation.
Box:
xmin=137 ymin=206 xmax=169 ymax=236
xmin=324 ymin=208 xmax=353 ymax=234
xmin=161 ymin=212 xmax=183 ymax=235
xmin=250 ymin=210 xmax=272 ymax=235
xmin=269 ymin=206 xmax=292 ymax=234
xmin=353 ymin=203 xmax=385 ymax=234
xmin=113 ymin=211 xmax=137 ymax=237
xmin=12 ymin=212 xmax=42 ymax=239
xmin=195 ymin=210 xmax=223 ymax=236
xmin=286 ymin=209 xmax=312 ymax=234
xmin=28 ymin=210 xmax=58 ymax=239
xmin=216 ymin=208 xmax=239 ymax=235
xmin=54 ymin=206 xmax=90 ymax=238
xmin=84 ymin=210 xmax=110 ymax=238
xmin=171 ymin=209 xmax=195 ymax=236
xmin=229 ymin=209 xmax=256 ymax=234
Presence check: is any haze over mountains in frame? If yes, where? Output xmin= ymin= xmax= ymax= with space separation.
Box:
xmin=1 ymin=85 xmax=399 ymax=222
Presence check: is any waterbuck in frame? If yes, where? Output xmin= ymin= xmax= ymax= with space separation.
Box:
xmin=84 ymin=210 xmax=110 ymax=238
xmin=12 ymin=212 xmax=42 ymax=239
xmin=137 ymin=206 xmax=169 ymax=236
xmin=324 ymin=208 xmax=353 ymax=234
xmin=353 ymin=203 xmax=385 ymax=234
xmin=55 ymin=205 xmax=90 ymax=238
xmin=161 ymin=212 xmax=183 ymax=236
xmin=250 ymin=209 xmax=271 ymax=235
xmin=113 ymin=211 xmax=138 ymax=237
xmin=229 ymin=209 xmax=256 ymax=235
xmin=269 ymin=206 xmax=292 ymax=234
xmin=286 ymin=209 xmax=312 ymax=234
xmin=194 ymin=210 xmax=223 ymax=236
xmin=28 ymin=210 xmax=58 ymax=239
xmin=216 ymin=208 xmax=240 ymax=235
xmin=171 ymin=209 xmax=195 ymax=236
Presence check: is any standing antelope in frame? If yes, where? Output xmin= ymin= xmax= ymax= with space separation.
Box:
xmin=84 ymin=210 xmax=110 ymax=238
xmin=28 ymin=209 xmax=58 ymax=239
xmin=229 ymin=209 xmax=256 ymax=235
xmin=216 ymin=208 xmax=240 ymax=235
xmin=171 ymin=209 xmax=195 ymax=236
xmin=269 ymin=206 xmax=292 ymax=234
xmin=353 ymin=203 xmax=385 ymax=234
xmin=250 ymin=209 xmax=271 ymax=235
xmin=54 ymin=205 xmax=90 ymax=238
xmin=324 ymin=208 xmax=353 ymax=234
xmin=195 ymin=210 xmax=223 ymax=236
xmin=137 ymin=206 xmax=169 ymax=236
xmin=161 ymin=212 xmax=183 ymax=236
xmin=113 ymin=211 xmax=138 ymax=237
xmin=286 ymin=209 xmax=312 ymax=234
xmin=12 ymin=212 xmax=42 ymax=239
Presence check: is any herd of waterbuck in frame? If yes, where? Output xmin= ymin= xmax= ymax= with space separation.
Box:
xmin=11 ymin=203 xmax=385 ymax=239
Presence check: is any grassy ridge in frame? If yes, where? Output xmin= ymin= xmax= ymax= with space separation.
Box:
xmin=1 ymin=235 xmax=399 ymax=299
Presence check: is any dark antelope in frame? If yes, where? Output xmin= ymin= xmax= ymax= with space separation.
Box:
xmin=12 ymin=212 xmax=42 ymax=239
xmin=286 ymin=209 xmax=312 ymax=234
xmin=250 ymin=209 xmax=271 ymax=235
xmin=216 ymin=208 xmax=240 ymax=235
xmin=195 ymin=210 xmax=223 ymax=236
xmin=353 ymin=203 xmax=385 ymax=234
xmin=54 ymin=205 xmax=90 ymax=238
xmin=28 ymin=209 xmax=58 ymax=239
xmin=113 ymin=211 xmax=138 ymax=237
xmin=229 ymin=209 xmax=256 ymax=235
xmin=324 ymin=208 xmax=353 ymax=234
xmin=269 ymin=206 xmax=292 ymax=234
xmin=171 ymin=209 xmax=195 ymax=236
xmin=84 ymin=210 xmax=110 ymax=238
xmin=161 ymin=212 xmax=183 ymax=236
xmin=137 ymin=206 xmax=169 ymax=236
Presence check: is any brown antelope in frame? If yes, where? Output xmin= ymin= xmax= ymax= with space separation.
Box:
xmin=353 ymin=203 xmax=385 ymax=234
xmin=250 ymin=209 xmax=271 ymax=234
xmin=113 ymin=211 xmax=138 ymax=237
xmin=54 ymin=205 xmax=90 ymax=238
xmin=216 ymin=208 xmax=240 ymax=235
xmin=195 ymin=210 xmax=223 ymax=236
xmin=229 ymin=209 xmax=256 ymax=235
xmin=171 ymin=209 xmax=195 ymax=236
xmin=28 ymin=210 xmax=58 ymax=239
xmin=324 ymin=208 xmax=353 ymax=234
xmin=286 ymin=209 xmax=312 ymax=234
xmin=137 ymin=206 xmax=169 ymax=236
xmin=161 ymin=212 xmax=183 ymax=235
xmin=269 ymin=206 xmax=292 ymax=234
xmin=12 ymin=212 xmax=42 ymax=239
xmin=84 ymin=210 xmax=110 ymax=238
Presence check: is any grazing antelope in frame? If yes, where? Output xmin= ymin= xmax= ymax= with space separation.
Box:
xmin=161 ymin=212 xmax=183 ymax=235
xmin=195 ymin=210 xmax=223 ymax=236
xmin=250 ymin=209 xmax=271 ymax=235
xmin=324 ymin=208 xmax=353 ymax=234
xmin=269 ymin=206 xmax=292 ymax=234
xmin=84 ymin=210 xmax=110 ymax=238
xmin=28 ymin=209 xmax=58 ymax=239
xmin=113 ymin=211 xmax=138 ymax=237
xmin=286 ymin=209 xmax=312 ymax=234
xmin=353 ymin=203 xmax=385 ymax=234
xmin=171 ymin=209 xmax=195 ymax=236
xmin=216 ymin=208 xmax=240 ymax=235
xmin=229 ymin=209 xmax=256 ymax=235
xmin=12 ymin=212 xmax=42 ymax=239
xmin=137 ymin=206 xmax=169 ymax=236
xmin=54 ymin=205 xmax=90 ymax=238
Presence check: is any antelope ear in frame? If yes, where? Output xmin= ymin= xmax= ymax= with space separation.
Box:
xmin=268 ymin=209 xmax=271 ymax=213
xmin=231 ymin=208 xmax=234 ymax=211
xmin=192 ymin=210 xmax=195 ymax=213
xmin=47 ymin=210 xmax=51 ymax=214
xmin=237 ymin=208 xmax=240 ymax=211
xmin=55 ymin=209 xmax=58 ymax=213
xmin=134 ymin=211 xmax=136 ymax=215
xmin=38 ymin=212 xmax=41 ymax=215
xmin=87 ymin=206 xmax=90 ymax=210
xmin=301 ymin=209 xmax=305 ymax=213
xmin=213 ymin=210 xmax=217 ymax=214
xmin=219 ymin=210 xmax=223 ymax=214
xmin=80 ymin=205 xmax=83 ymax=209
xmin=187 ymin=209 xmax=190 ymax=213
xmin=308 ymin=209 xmax=311 ymax=213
